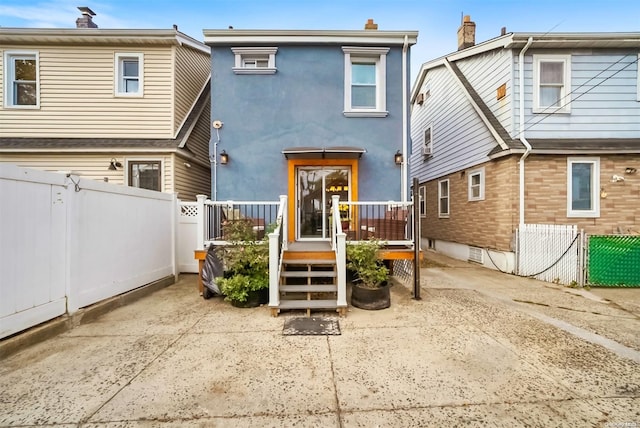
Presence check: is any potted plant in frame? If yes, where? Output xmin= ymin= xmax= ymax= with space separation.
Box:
xmin=216 ymin=220 xmax=269 ymax=307
xmin=346 ymin=239 xmax=391 ymax=310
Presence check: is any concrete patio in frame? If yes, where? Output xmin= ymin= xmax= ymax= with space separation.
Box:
xmin=1 ymin=252 xmax=639 ymax=427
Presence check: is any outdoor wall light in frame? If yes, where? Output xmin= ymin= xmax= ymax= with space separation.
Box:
xmin=108 ymin=158 xmax=123 ymax=170
xmin=625 ymin=167 xmax=637 ymax=174
xmin=220 ymin=150 xmax=229 ymax=165
xmin=394 ymin=150 xmax=403 ymax=165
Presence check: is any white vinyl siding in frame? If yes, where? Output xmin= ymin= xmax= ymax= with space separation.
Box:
xmin=523 ymin=53 xmax=639 ymax=139
xmin=3 ymin=50 xmax=40 ymax=108
xmin=567 ymin=157 xmax=600 ymax=218
xmin=438 ymin=179 xmax=449 ymax=218
xmin=533 ymin=54 xmax=571 ymax=114
xmin=342 ymin=46 xmax=388 ymax=117
xmin=468 ymin=168 xmax=485 ymax=201
xmin=0 ymin=45 xmax=173 ymax=139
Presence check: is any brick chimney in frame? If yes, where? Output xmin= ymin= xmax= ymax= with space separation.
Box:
xmin=457 ymin=15 xmax=475 ymax=50
xmin=76 ymin=6 xmax=98 ymax=29
xmin=364 ymin=19 xmax=378 ymax=30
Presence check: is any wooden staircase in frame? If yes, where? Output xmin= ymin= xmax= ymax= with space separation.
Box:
xmin=271 ymin=245 xmax=347 ymax=317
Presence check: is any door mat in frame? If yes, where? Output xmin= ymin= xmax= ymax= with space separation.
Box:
xmin=282 ymin=317 xmax=341 ymax=336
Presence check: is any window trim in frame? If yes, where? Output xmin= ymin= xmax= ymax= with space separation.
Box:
xmin=3 ymin=50 xmax=40 ymax=109
xmin=567 ymin=157 xmax=600 ymax=218
xmin=342 ymin=46 xmax=389 ymax=117
xmin=533 ymin=54 xmax=571 ymax=114
xmin=127 ymin=159 xmax=163 ymax=191
xmin=419 ymin=185 xmax=426 ymax=218
xmin=637 ymin=54 xmax=640 ymax=102
xmin=231 ymin=47 xmax=277 ymax=75
xmin=468 ymin=167 xmax=485 ymax=201
xmin=114 ymin=53 xmax=144 ymax=97
xmin=438 ymin=179 xmax=450 ymax=218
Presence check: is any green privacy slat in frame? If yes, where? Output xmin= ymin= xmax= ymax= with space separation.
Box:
xmin=588 ymin=235 xmax=640 ymax=287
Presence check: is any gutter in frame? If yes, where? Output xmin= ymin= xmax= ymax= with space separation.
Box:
xmin=401 ymin=34 xmax=409 ymax=203
xmin=518 ymin=37 xmax=533 ymax=226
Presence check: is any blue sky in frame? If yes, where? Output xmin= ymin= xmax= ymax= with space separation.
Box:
xmin=1 ymin=0 xmax=638 ymax=79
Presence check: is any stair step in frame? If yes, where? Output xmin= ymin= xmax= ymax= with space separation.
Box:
xmin=283 ymin=259 xmax=336 ymax=265
xmin=278 ymin=300 xmax=340 ymax=310
xmin=281 ymin=271 xmax=337 ymax=278
xmin=280 ymin=284 xmax=337 ymax=293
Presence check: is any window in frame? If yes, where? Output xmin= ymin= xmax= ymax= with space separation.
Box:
xmin=567 ymin=157 xmax=600 ymax=218
xmin=533 ymin=54 xmax=571 ymax=113
xmin=423 ymin=126 xmax=433 ymax=158
xmin=468 ymin=168 xmax=485 ymax=201
xmin=4 ymin=51 xmax=39 ymax=108
xmin=637 ymin=54 xmax=640 ymax=102
xmin=231 ymin=47 xmax=277 ymax=74
xmin=438 ymin=179 xmax=449 ymax=218
xmin=129 ymin=161 xmax=161 ymax=191
xmin=342 ymin=46 xmax=388 ymax=117
xmin=419 ymin=185 xmax=426 ymax=218
xmin=115 ymin=53 xmax=143 ymax=96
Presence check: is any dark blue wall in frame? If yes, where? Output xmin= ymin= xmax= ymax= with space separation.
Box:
xmin=211 ymin=44 xmax=407 ymax=201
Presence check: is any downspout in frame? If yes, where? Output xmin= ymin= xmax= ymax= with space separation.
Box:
xmin=518 ymin=37 xmax=533 ymax=225
xmin=401 ymin=34 xmax=409 ymax=203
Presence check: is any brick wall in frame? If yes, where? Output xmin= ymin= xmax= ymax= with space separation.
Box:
xmin=419 ymin=154 xmax=640 ymax=251
xmin=420 ymin=157 xmax=518 ymax=251
xmin=524 ymin=154 xmax=640 ymax=235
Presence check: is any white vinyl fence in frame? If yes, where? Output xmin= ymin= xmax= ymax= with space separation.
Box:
xmin=178 ymin=201 xmax=199 ymax=273
xmin=1 ymin=164 xmax=178 ymax=339
xmin=516 ymin=224 xmax=583 ymax=286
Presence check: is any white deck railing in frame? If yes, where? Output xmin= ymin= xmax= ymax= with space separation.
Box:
xmin=268 ymin=196 xmax=288 ymax=308
xmin=331 ymin=195 xmax=348 ymax=309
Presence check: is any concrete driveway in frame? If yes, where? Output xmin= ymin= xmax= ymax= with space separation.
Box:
xmin=1 ymin=252 xmax=639 ymax=427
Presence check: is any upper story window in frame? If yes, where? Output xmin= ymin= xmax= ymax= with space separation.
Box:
xmin=423 ymin=125 xmax=433 ymax=158
xmin=4 ymin=51 xmax=39 ymax=108
xmin=231 ymin=47 xmax=277 ymax=74
xmin=533 ymin=54 xmax=571 ymax=113
xmin=567 ymin=157 xmax=600 ymax=218
xmin=468 ymin=168 xmax=485 ymax=201
xmin=115 ymin=53 xmax=144 ymax=97
xmin=342 ymin=46 xmax=389 ymax=117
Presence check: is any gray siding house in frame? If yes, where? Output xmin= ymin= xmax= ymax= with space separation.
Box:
xmin=410 ymin=17 xmax=640 ymax=271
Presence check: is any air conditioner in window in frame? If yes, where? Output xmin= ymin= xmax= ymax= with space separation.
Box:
xmin=416 ymin=92 xmax=425 ymax=105
xmin=423 ymin=145 xmax=432 ymax=156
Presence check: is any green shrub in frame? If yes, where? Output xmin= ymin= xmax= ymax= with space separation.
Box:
xmin=346 ymin=239 xmax=389 ymax=289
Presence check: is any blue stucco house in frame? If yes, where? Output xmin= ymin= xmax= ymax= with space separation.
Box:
xmin=202 ymin=21 xmax=419 ymax=314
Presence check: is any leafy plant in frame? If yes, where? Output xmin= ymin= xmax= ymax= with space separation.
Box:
xmin=217 ymin=221 xmax=269 ymax=303
xmin=346 ymin=239 xmax=389 ymax=289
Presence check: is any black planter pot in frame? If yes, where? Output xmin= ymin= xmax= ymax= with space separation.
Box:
xmin=230 ymin=287 xmax=269 ymax=308
xmin=351 ymin=282 xmax=390 ymax=310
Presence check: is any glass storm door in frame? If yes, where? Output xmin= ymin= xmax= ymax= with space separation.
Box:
xmin=297 ymin=167 xmax=350 ymax=240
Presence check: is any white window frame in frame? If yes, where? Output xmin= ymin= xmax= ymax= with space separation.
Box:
xmin=533 ymin=54 xmax=571 ymax=114
xmin=468 ymin=167 xmax=485 ymax=201
xmin=115 ymin=53 xmax=144 ymax=97
xmin=3 ymin=50 xmax=40 ymax=109
xmin=231 ymin=47 xmax=277 ymax=75
xmin=637 ymin=54 xmax=640 ymax=102
xmin=423 ymin=125 xmax=433 ymax=158
xmin=419 ymin=185 xmax=426 ymax=218
xmin=342 ymin=46 xmax=388 ymax=117
xmin=567 ymin=157 xmax=600 ymax=218
xmin=438 ymin=179 xmax=450 ymax=218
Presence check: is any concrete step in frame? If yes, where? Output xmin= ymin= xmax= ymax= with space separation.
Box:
xmin=280 ymin=284 xmax=337 ymax=293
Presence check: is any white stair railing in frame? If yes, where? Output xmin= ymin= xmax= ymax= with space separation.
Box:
xmin=331 ymin=195 xmax=348 ymax=309
xmin=269 ymin=195 xmax=287 ymax=309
